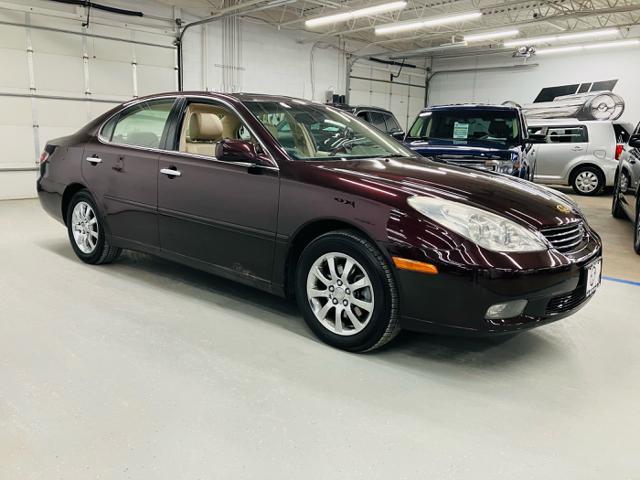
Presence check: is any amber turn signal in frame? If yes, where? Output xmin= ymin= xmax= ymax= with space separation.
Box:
xmin=392 ymin=257 xmax=439 ymax=275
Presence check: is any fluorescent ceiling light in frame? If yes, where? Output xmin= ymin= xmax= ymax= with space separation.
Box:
xmin=464 ymin=29 xmax=519 ymax=43
xmin=504 ymin=28 xmax=619 ymax=47
xmin=375 ymin=11 xmax=482 ymax=35
xmin=305 ymin=1 xmax=407 ymax=28
xmin=536 ymin=38 xmax=640 ymax=55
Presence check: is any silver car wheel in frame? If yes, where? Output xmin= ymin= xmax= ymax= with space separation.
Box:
xmin=71 ymin=201 xmax=99 ymax=254
xmin=575 ymin=171 xmax=599 ymax=193
xmin=306 ymin=252 xmax=374 ymax=336
xmin=620 ymin=172 xmax=630 ymax=193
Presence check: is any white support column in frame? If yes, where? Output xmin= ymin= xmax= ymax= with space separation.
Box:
xmin=25 ymin=12 xmax=40 ymax=163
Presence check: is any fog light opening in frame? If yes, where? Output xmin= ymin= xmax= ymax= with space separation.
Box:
xmin=485 ymin=299 xmax=528 ymax=323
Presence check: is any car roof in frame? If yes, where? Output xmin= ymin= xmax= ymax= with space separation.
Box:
xmin=422 ymin=103 xmax=519 ymax=113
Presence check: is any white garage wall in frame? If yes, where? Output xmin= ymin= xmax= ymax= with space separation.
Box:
xmin=181 ymin=21 xmax=426 ymax=131
xmin=181 ymin=18 xmax=347 ymax=101
xmin=349 ymin=60 xmax=426 ymax=131
xmin=0 ymin=1 xmax=177 ymax=199
xmin=428 ymin=42 xmax=640 ymax=130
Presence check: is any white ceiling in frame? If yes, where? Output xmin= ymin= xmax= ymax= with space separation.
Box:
xmin=154 ymin=0 xmax=640 ymax=56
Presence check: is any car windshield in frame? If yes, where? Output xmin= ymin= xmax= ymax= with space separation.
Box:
xmin=407 ymin=109 xmax=521 ymax=148
xmin=243 ymin=100 xmax=413 ymax=161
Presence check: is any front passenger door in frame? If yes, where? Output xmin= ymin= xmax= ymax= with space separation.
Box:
xmin=157 ymin=100 xmax=280 ymax=285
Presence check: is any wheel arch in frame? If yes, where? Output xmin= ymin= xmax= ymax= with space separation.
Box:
xmin=568 ymin=162 xmax=606 ymax=184
xmin=283 ymin=218 xmax=388 ymax=298
xmin=61 ymin=183 xmax=88 ymax=225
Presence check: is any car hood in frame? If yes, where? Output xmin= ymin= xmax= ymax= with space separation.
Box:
xmin=313 ymin=157 xmax=581 ymax=230
xmin=405 ymin=139 xmax=516 ymax=160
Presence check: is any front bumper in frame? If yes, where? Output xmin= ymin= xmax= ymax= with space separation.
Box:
xmin=395 ymin=252 xmax=601 ymax=335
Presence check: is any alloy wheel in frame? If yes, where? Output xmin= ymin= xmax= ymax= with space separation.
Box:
xmin=575 ymin=171 xmax=599 ymax=193
xmin=71 ymin=201 xmax=99 ymax=254
xmin=620 ymin=172 xmax=630 ymax=193
xmin=306 ymin=252 xmax=374 ymax=336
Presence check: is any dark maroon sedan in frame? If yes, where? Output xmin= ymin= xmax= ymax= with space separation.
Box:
xmin=37 ymin=92 xmax=602 ymax=352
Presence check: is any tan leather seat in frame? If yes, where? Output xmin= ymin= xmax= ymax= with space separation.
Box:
xmin=185 ymin=112 xmax=224 ymax=156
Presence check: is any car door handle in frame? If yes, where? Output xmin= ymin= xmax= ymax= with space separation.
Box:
xmin=571 ymin=146 xmax=583 ymax=151
xmin=160 ymin=167 xmax=181 ymax=178
xmin=86 ymin=156 xmax=102 ymax=165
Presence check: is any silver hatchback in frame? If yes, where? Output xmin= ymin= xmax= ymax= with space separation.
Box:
xmin=527 ymin=120 xmax=620 ymax=195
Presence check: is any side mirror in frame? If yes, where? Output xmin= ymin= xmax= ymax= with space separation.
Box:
xmin=391 ymin=131 xmax=405 ymax=141
xmin=629 ymin=134 xmax=640 ymax=148
xmin=215 ymin=139 xmax=258 ymax=163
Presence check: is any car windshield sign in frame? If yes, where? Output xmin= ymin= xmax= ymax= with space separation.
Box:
xmin=408 ymin=109 xmax=521 ymax=149
xmin=243 ymin=100 xmax=413 ymax=161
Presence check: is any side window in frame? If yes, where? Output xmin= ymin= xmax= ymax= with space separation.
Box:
xmin=110 ymin=99 xmax=174 ymax=148
xmin=384 ymin=114 xmax=401 ymax=133
xmin=179 ymin=102 xmax=254 ymax=157
xmin=357 ymin=111 xmax=370 ymax=123
xmin=369 ymin=111 xmax=387 ymax=131
xmin=546 ymin=126 xmax=588 ymax=143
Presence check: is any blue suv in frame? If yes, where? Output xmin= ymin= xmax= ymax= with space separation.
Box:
xmin=402 ymin=104 xmax=536 ymax=180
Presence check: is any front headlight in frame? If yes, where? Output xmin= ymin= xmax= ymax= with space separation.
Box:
xmin=407 ymin=196 xmax=548 ymax=252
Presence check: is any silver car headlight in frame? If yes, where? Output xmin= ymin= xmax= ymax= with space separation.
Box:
xmin=407 ymin=196 xmax=548 ymax=252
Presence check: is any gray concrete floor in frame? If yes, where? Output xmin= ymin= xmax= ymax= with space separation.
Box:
xmin=1 ymin=197 xmax=639 ymax=480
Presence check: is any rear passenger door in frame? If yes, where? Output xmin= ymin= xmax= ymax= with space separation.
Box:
xmin=82 ymin=97 xmax=176 ymax=250
xmin=536 ymin=125 xmax=589 ymax=182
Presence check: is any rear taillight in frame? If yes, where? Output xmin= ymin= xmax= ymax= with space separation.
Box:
xmin=39 ymin=150 xmax=50 ymax=165
xmin=615 ymin=144 xmax=624 ymax=160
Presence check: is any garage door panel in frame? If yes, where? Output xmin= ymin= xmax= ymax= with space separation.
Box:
xmin=89 ymin=37 xmax=132 ymax=63
xmin=89 ymin=60 xmax=133 ymax=97
xmin=0 ymin=50 xmax=30 ymax=90
xmin=0 ymin=98 xmax=33 ymax=126
xmin=33 ymin=53 xmax=84 ymax=95
xmin=31 ymin=29 xmax=82 ymax=56
xmin=37 ymin=99 xmax=86 ymax=128
xmin=137 ymin=65 xmax=175 ymax=95
xmin=369 ymin=92 xmax=389 ymax=109
xmin=135 ymin=44 xmax=175 ymax=67
xmin=0 ymin=24 xmax=26 ymax=49
xmin=0 ymin=127 xmax=36 ymax=167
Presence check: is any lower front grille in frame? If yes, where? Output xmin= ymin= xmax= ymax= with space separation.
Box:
xmin=545 ymin=289 xmax=586 ymax=315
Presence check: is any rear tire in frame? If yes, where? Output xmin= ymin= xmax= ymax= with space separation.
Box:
xmin=295 ymin=230 xmax=399 ymax=352
xmin=612 ymin=172 xmax=626 ymax=219
xmin=66 ymin=190 xmax=121 ymax=265
xmin=571 ymin=166 xmax=604 ymax=196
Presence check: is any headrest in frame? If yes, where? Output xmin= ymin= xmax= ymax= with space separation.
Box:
xmin=189 ymin=112 xmax=223 ymax=141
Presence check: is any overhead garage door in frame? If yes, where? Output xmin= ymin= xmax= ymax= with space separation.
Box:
xmin=0 ymin=7 xmax=177 ymax=200
xmin=348 ymin=61 xmax=426 ymax=131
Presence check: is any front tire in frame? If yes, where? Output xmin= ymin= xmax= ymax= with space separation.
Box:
xmin=571 ymin=166 xmax=604 ymax=196
xmin=66 ymin=190 xmax=121 ymax=265
xmin=295 ymin=230 xmax=399 ymax=352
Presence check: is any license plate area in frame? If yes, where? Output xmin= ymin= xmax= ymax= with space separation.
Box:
xmin=585 ymin=258 xmax=602 ymax=297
